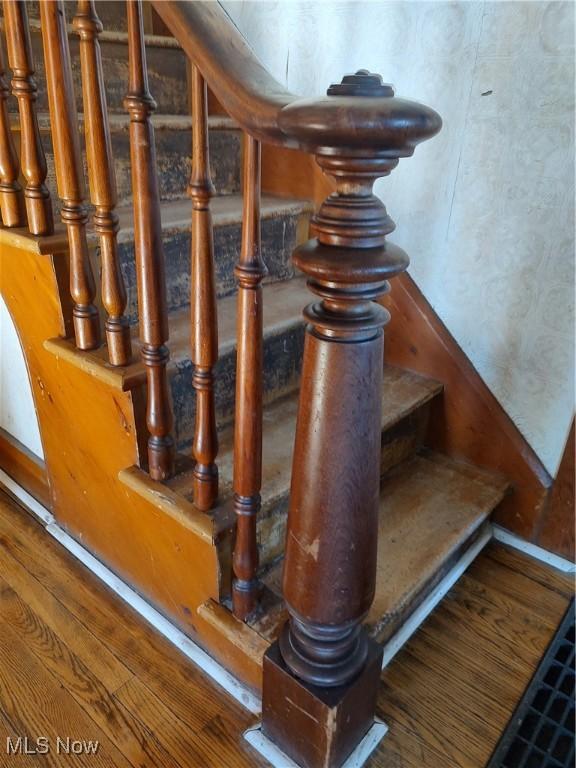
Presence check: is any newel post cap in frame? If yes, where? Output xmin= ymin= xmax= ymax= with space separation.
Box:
xmin=278 ymin=69 xmax=442 ymax=155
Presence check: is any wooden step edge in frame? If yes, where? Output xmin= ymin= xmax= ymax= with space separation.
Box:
xmin=116 ymin=195 xmax=313 ymax=244
xmin=118 ymin=465 xmax=215 ymax=543
xmin=197 ymin=599 xmax=269 ymax=663
xmin=381 ymin=365 xmax=443 ymax=432
xmin=43 ymin=337 xmax=141 ymax=392
xmin=42 ymin=275 xmax=309 ymax=392
xmin=0 ymin=224 xmax=68 ymax=256
xmin=368 ymin=517 xmax=493 ymax=644
xmin=16 ymin=113 xmax=240 ymax=134
xmin=420 ymin=448 xmax=510 ymax=497
xmin=26 ymin=18 xmax=183 ymax=49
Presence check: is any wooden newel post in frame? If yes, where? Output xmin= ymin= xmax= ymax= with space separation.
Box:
xmin=262 ymin=72 xmax=442 ymax=768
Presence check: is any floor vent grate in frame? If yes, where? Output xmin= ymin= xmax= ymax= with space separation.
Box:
xmin=488 ymin=599 xmax=575 ymax=768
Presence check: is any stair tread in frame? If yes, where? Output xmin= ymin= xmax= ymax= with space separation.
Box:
xmin=210 ymin=367 xmax=443 ymax=517
xmin=116 ymin=194 xmax=313 ymax=243
xmin=26 ymin=114 xmax=240 ymax=133
xmin=167 ymin=275 xmax=308 ymax=365
xmin=44 ymin=274 xmax=309 ymax=390
xmin=27 ymin=18 xmax=182 ymax=49
xmin=251 ymin=451 xmax=508 ymax=643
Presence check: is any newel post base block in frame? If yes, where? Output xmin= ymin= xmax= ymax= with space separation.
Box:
xmin=262 ymin=637 xmax=384 ymax=768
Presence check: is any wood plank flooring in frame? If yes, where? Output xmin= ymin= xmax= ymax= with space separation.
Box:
xmin=0 ymin=488 xmax=572 ymax=768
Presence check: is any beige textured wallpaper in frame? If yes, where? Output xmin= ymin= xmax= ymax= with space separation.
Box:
xmin=223 ymin=0 xmax=575 ymax=475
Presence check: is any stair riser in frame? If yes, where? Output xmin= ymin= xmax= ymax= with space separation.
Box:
xmin=38 ymin=127 xmax=242 ymax=207
xmin=23 ymin=32 xmax=189 ymax=115
xmin=170 ymin=324 xmax=305 ymax=451
xmin=256 ymin=401 xmax=435 ymax=571
xmin=116 ymin=212 xmax=305 ymax=323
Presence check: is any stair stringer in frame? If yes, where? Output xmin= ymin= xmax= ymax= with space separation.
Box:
xmin=0 ymin=233 xmax=257 ymax=689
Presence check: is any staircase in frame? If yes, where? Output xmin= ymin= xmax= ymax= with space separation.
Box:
xmin=0 ymin=3 xmax=511 ymax=767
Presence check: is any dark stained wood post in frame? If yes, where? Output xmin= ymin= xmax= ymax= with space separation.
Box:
xmin=262 ymin=72 xmax=442 ymax=768
xmin=189 ymin=65 xmax=219 ymax=510
xmin=40 ymin=0 xmax=100 ymax=351
xmin=3 ymin=0 xmax=52 ymax=235
xmin=232 ymin=134 xmax=266 ymax=620
xmin=0 ymin=30 xmax=24 ymax=227
xmin=125 ymin=0 xmax=174 ymax=481
xmin=73 ymin=0 xmax=132 ymax=366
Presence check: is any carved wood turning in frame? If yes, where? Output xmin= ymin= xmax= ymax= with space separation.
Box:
xmin=262 ymin=70 xmax=442 ymax=768
xmin=232 ymin=134 xmax=265 ymax=620
xmin=125 ymin=0 xmax=174 ymax=480
xmin=189 ymin=65 xmax=219 ymax=511
xmin=0 ymin=30 xmax=24 ymax=227
xmin=3 ymin=0 xmax=52 ymax=235
xmin=40 ymin=0 xmax=100 ymax=351
xmin=74 ymin=0 xmax=132 ymax=366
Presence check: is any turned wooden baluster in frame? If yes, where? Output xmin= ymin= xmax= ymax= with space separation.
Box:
xmin=0 ymin=30 xmax=24 ymax=227
xmin=74 ymin=0 xmax=132 ymax=366
xmin=189 ymin=65 xmax=219 ymax=510
xmin=40 ymin=0 xmax=100 ymax=351
xmin=3 ymin=0 xmax=52 ymax=235
xmin=232 ymin=135 xmax=266 ymax=620
xmin=262 ymin=72 xmax=442 ymax=768
xmin=125 ymin=0 xmax=174 ymax=481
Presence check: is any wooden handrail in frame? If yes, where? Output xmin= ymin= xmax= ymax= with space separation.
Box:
xmin=150 ymin=1 xmax=294 ymax=147
xmin=151 ymin=1 xmax=441 ymax=154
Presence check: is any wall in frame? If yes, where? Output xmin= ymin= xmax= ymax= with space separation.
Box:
xmin=0 ymin=295 xmax=44 ymax=459
xmin=222 ymin=0 xmax=575 ymax=476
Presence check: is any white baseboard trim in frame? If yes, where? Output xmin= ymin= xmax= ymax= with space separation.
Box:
xmin=0 ymin=469 xmax=261 ymax=714
xmin=244 ymin=719 xmax=388 ymax=768
xmin=493 ymin=525 xmax=576 ymax=574
xmin=381 ymin=523 xmax=492 ymax=669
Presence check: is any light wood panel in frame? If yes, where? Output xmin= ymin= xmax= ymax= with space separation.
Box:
xmin=0 ymin=232 xmax=262 ymax=692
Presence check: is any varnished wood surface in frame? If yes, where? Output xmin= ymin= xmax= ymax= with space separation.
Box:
xmin=0 ymin=489 xmax=260 ymax=768
xmin=40 ymin=0 xmax=100 ymax=351
xmin=73 ymin=0 xmax=132 ymax=366
xmin=0 ymin=489 xmax=571 ymax=767
xmin=232 ymin=134 xmax=265 ymax=620
xmin=3 ymin=0 xmax=53 ymax=235
xmin=0 ymin=426 xmax=50 ymax=508
xmin=537 ymin=419 xmax=575 ymax=561
xmin=125 ymin=0 xmax=174 ymax=481
xmin=189 ymin=65 xmax=219 ymax=511
xmin=373 ymin=541 xmax=573 ymax=768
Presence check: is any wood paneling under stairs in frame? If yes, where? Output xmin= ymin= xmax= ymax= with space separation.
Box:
xmin=0 ymin=488 xmax=571 ymax=768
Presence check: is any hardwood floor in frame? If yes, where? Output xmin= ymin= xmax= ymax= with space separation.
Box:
xmin=0 ymin=487 xmax=572 ymax=768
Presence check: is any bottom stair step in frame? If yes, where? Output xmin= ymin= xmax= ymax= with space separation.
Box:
xmin=249 ymin=451 xmax=509 ymax=648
